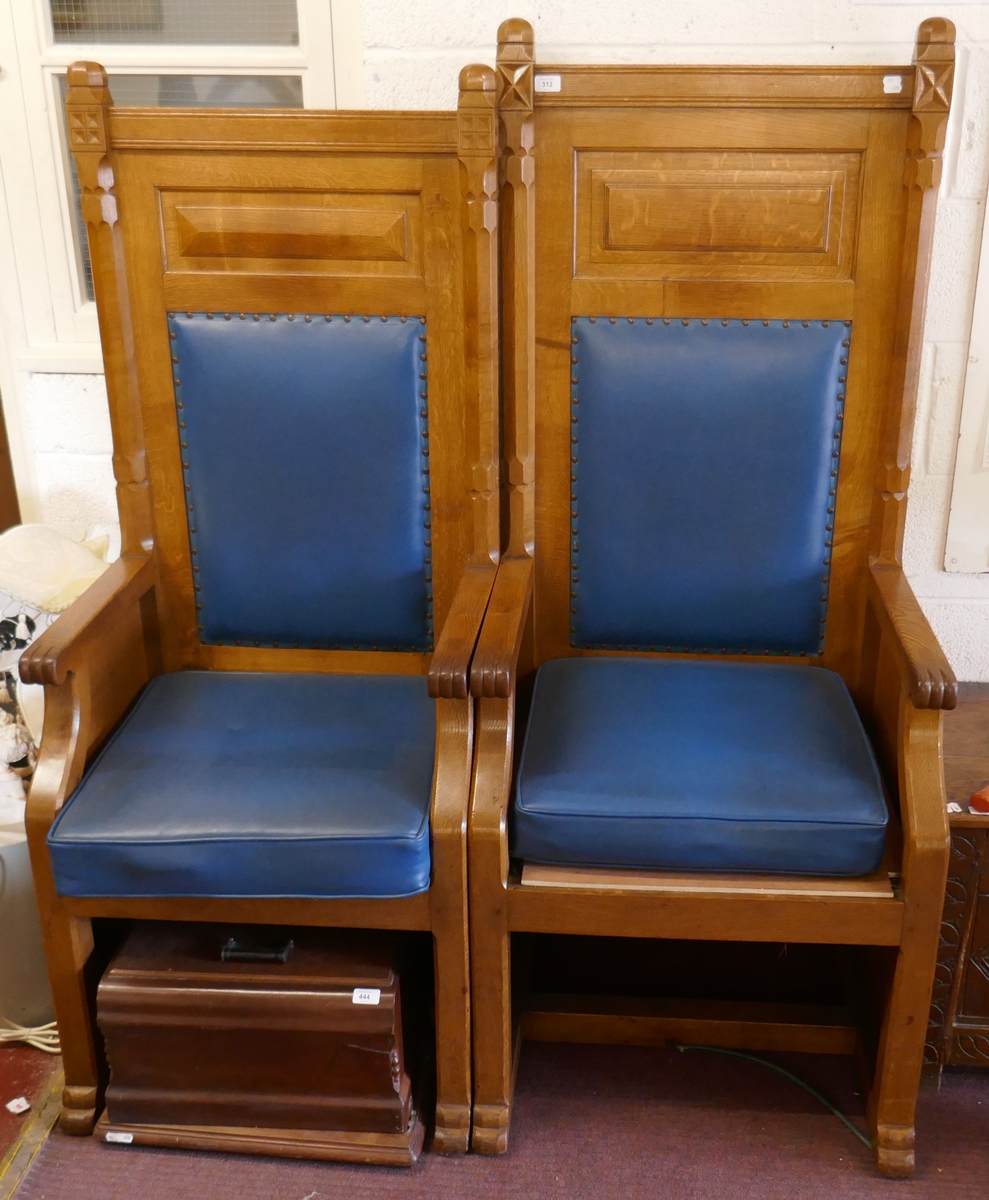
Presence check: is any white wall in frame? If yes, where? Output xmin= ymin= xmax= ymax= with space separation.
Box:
xmin=21 ymin=1 xmax=989 ymax=675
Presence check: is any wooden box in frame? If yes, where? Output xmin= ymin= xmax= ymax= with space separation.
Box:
xmin=95 ymin=922 xmax=425 ymax=1164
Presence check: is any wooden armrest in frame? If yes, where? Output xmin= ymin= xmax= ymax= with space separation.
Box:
xmin=20 ymin=555 xmax=156 ymax=687
xmin=867 ymin=563 xmax=957 ymax=711
xmin=428 ymin=562 xmax=498 ymax=699
xmin=470 ymin=555 xmax=533 ymax=699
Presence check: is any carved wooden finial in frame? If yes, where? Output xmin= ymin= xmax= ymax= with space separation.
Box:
xmin=65 ymin=61 xmax=112 ymax=157
xmin=458 ymin=64 xmax=497 ymax=155
xmin=497 ymin=18 xmax=535 ymax=113
xmin=66 ymin=61 xmax=109 ymax=92
xmin=912 ymin=17 xmax=955 ymax=119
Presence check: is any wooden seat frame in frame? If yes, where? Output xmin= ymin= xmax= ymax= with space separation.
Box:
xmin=468 ymin=18 xmax=958 ymax=1177
xmin=23 ymin=61 xmax=503 ymax=1160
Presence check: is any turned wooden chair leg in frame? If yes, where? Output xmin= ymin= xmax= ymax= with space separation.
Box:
xmin=42 ymin=909 xmax=102 ymax=1135
xmin=869 ymin=938 xmax=941 ymax=1177
xmin=430 ymin=925 xmax=471 ymax=1154
xmin=470 ymin=913 xmax=514 ymax=1153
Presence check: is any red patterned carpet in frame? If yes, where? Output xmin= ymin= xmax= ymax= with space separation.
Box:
xmin=12 ymin=1044 xmax=989 ymax=1200
xmin=0 ymin=1047 xmax=59 ymax=1164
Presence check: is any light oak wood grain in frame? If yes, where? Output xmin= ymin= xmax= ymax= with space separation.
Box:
xmin=469 ymin=17 xmax=956 ymax=1177
xmin=25 ymin=59 xmax=502 ymax=1158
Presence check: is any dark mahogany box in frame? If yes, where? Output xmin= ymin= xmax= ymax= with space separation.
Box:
xmin=96 ymin=922 xmax=415 ymax=1137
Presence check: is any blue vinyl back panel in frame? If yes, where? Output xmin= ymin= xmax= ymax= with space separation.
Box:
xmin=170 ymin=313 xmax=431 ymax=650
xmin=570 ymin=318 xmax=848 ymax=655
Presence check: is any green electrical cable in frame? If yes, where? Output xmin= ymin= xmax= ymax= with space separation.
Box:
xmin=674 ymin=1043 xmax=873 ymax=1150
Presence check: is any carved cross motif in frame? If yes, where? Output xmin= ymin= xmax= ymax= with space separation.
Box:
xmin=458 ymin=113 xmax=495 ymax=154
xmin=498 ymin=62 xmax=533 ymax=111
xmin=914 ymin=62 xmax=953 ymax=112
xmin=68 ymin=108 xmax=106 ymax=150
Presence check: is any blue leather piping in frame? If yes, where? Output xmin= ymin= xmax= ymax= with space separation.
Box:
xmin=569 ymin=317 xmax=850 ymax=656
xmin=168 ymin=312 xmax=433 ymax=651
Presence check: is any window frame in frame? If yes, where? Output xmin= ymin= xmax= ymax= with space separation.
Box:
xmin=0 ymin=0 xmax=361 ymax=373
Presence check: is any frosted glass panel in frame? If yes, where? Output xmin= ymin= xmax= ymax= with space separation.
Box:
xmin=59 ymin=73 xmax=304 ymax=299
xmin=50 ymin=1 xmax=299 ymax=45
xmin=102 ymin=74 xmax=303 ymax=107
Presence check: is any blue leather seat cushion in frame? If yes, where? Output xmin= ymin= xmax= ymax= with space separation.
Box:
xmin=514 ymin=657 xmax=887 ymax=876
xmin=48 ymin=671 xmax=435 ymax=899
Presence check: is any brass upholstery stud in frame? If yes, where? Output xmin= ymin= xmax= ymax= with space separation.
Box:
xmin=269 ymin=314 xmax=276 ymax=321
xmin=681 ymin=319 xmax=689 ymax=326
xmin=762 ymin=320 xmax=770 ymax=326
xmin=627 ymin=317 xmax=634 ymax=324
xmin=206 ymin=312 xmax=213 ymax=319
xmin=363 ymin=316 xmax=370 ymax=323
xmin=663 ymin=318 xmax=670 ymax=325
xmin=822 ymin=320 xmax=830 ymax=327
xmin=589 ymin=317 xmax=596 ymax=323
xmin=721 ymin=319 xmax=728 ymax=326
xmin=742 ymin=319 xmax=749 ymax=326
xmin=288 ymin=314 xmax=295 ymax=321
xmin=802 ymin=321 xmax=809 ymax=327
xmin=782 ymin=321 xmax=789 ymax=328
xmin=646 ymin=318 xmax=653 ymax=325
xmin=305 ymin=315 xmax=312 ymax=322
xmin=253 ymin=314 xmax=260 ymax=321
xmin=609 ymin=317 xmax=616 ymax=324
xmin=701 ymin=319 xmax=708 ymax=326
xmin=344 ymin=315 xmax=351 ymax=322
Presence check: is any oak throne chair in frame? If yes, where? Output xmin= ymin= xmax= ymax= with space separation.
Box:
xmin=23 ymin=62 xmax=502 ymax=1159
xmin=469 ymin=18 xmax=957 ymax=1177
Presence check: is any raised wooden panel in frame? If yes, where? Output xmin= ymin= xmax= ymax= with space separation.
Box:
xmin=161 ymin=190 xmax=422 ymax=278
xmin=606 ymin=185 xmax=830 ymax=253
xmin=174 ymin=205 xmax=408 ymax=262
xmin=576 ymin=151 xmax=861 ymax=283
